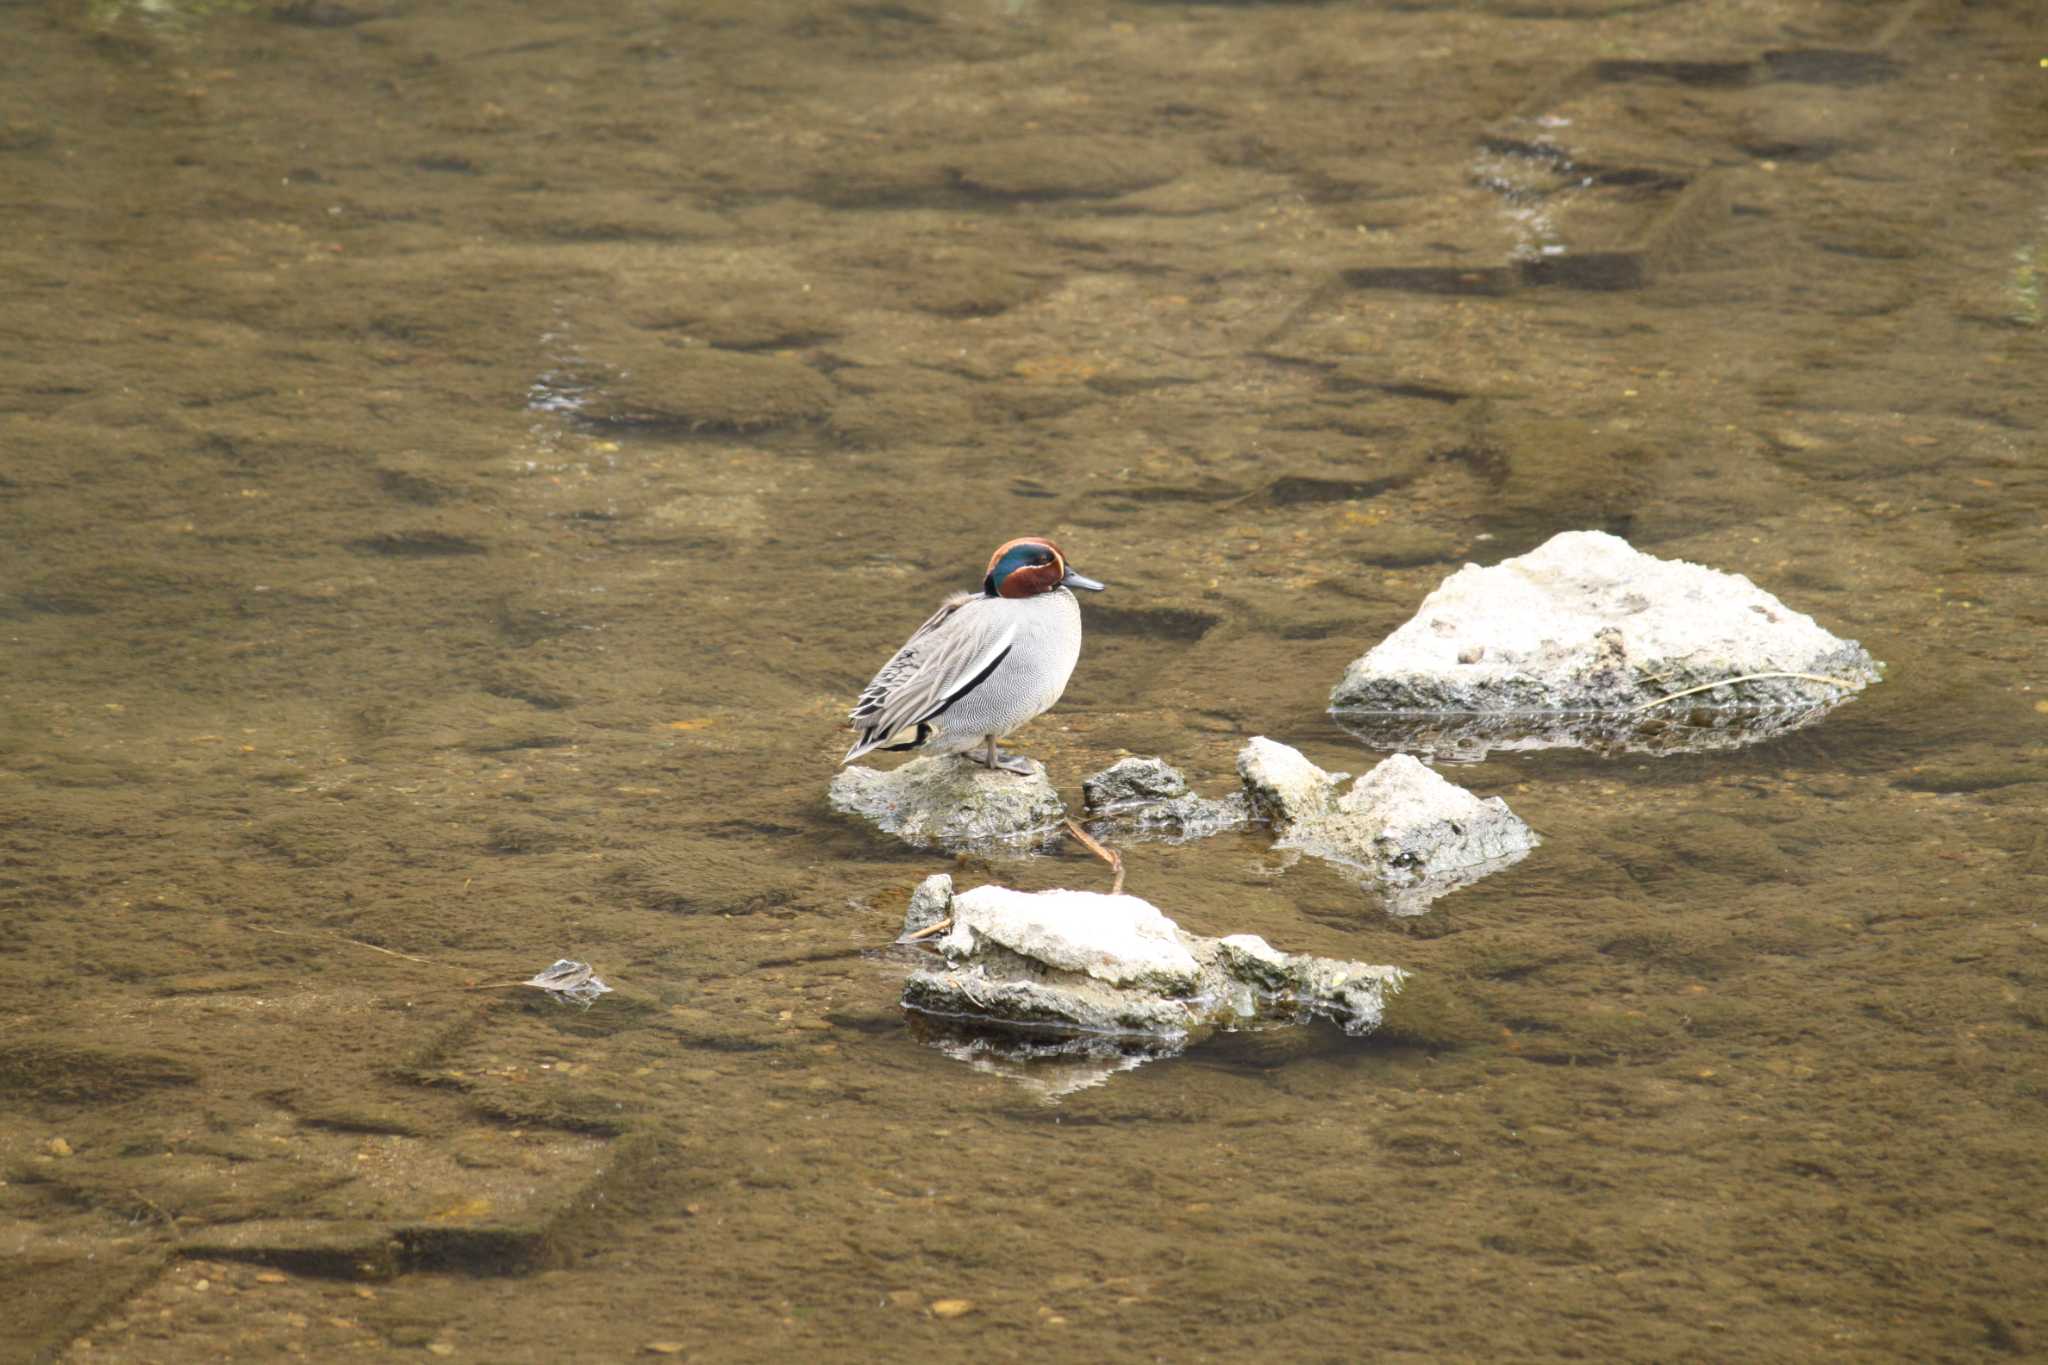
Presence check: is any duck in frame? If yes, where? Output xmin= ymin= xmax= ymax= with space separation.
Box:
xmin=843 ymin=537 xmax=1106 ymax=774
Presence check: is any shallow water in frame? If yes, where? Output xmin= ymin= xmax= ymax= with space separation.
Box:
xmin=3 ymin=0 xmax=2045 ymax=1360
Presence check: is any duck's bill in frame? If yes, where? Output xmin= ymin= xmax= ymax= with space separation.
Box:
xmin=1062 ymin=569 xmax=1107 ymax=591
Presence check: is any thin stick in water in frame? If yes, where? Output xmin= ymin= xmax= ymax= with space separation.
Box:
xmin=1063 ymin=818 xmax=1126 ymax=896
xmin=1628 ymin=671 xmax=1862 ymax=712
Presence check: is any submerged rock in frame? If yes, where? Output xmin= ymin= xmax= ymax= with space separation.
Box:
xmin=830 ymin=755 xmax=1065 ymax=852
xmin=1237 ymin=737 xmax=1537 ymax=909
xmin=1329 ymin=531 xmax=1882 ymax=748
xmin=899 ymin=881 xmax=1405 ymax=1040
xmin=1080 ymin=756 xmax=1250 ymax=843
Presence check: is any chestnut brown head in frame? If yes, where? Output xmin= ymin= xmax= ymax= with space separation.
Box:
xmin=982 ymin=537 xmax=1106 ymax=599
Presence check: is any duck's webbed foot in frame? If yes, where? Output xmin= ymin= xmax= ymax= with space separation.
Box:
xmin=969 ymin=735 xmax=1036 ymax=775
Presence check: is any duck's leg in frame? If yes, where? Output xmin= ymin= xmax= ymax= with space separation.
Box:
xmin=969 ymin=734 xmax=1036 ymax=775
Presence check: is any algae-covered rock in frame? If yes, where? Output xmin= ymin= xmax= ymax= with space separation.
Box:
xmin=899 ymin=873 xmax=955 ymax=940
xmin=1081 ymin=756 xmax=1190 ymax=807
xmin=829 ymin=755 xmax=1065 ymax=852
xmin=1081 ymin=756 xmax=1250 ymax=843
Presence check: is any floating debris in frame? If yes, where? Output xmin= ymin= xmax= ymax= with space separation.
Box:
xmin=524 ymin=959 xmax=613 ymax=1009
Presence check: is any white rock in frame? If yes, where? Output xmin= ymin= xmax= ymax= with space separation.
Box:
xmin=1217 ymin=933 xmax=1287 ymax=969
xmin=1330 ymin=529 xmax=1882 ymax=714
xmin=902 ymin=884 xmax=1405 ymax=1042
xmin=1236 ymin=736 xmax=1346 ymax=822
xmin=1235 ymin=738 xmax=1536 ymax=902
xmin=1344 ymin=753 xmax=1538 ymax=876
xmin=942 ymin=886 xmax=1201 ymax=992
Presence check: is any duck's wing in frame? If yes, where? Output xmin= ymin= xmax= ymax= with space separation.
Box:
xmin=844 ymin=594 xmax=1016 ymax=762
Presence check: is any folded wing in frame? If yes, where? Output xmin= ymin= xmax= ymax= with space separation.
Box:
xmin=844 ymin=594 xmax=1015 ymax=763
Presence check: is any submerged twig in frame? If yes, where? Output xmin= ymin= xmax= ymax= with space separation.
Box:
xmin=1628 ymin=671 xmax=1863 ymax=712
xmin=1063 ymin=819 xmax=1126 ymax=896
xmin=247 ymin=927 xmax=611 ymax=1007
xmin=247 ymin=924 xmax=450 ymax=968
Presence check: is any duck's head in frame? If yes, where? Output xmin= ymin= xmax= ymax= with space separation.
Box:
xmin=983 ymin=537 xmax=1107 ymax=599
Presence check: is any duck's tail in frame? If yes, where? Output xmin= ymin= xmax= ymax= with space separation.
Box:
xmin=841 ymin=721 xmax=930 ymax=766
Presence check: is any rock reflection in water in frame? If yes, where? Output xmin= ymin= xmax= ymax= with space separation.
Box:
xmin=1333 ymin=844 xmax=1536 ymax=918
xmin=1332 ymin=699 xmax=1855 ymax=761
xmin=908 ymin=1015 xmax=1183 ymax=1104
